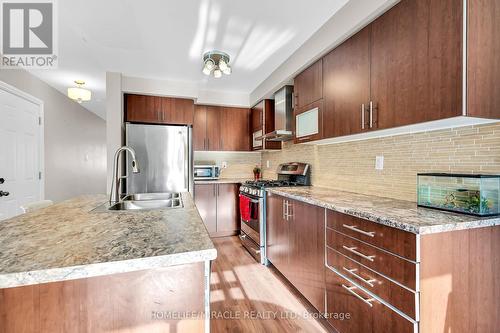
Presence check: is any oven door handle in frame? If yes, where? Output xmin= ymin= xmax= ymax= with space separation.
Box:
xmin=239 ymin=194 xmax=260 ymax=204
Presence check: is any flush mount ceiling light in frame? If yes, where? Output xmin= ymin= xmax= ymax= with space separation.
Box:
xmin=202 ymin=51 xmax=231 ymax=78
xmin=67 ymin=80 xmax=91 ymax=103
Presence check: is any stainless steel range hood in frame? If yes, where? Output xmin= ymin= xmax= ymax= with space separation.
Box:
xmin=257 ymin=85 xmax=294 ymax=141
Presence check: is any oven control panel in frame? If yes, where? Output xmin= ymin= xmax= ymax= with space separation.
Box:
xmin=239 ymin=185 xmax=264 ymax=198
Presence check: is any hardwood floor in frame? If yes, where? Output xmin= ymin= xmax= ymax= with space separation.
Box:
xmin=210 ymin=236 xmax=332 ymax=333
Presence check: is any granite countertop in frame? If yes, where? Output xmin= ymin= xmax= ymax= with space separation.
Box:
xmin=266 ymin=187 xmax=500 ymax=235
xmin=195 ymin=178 xmax=251 ymax=184
xmin=0 ymin=193 xmax=217 ymax=289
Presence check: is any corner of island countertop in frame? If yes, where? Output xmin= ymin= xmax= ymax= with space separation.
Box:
xmin=0 ymin=193 xmax=216 ymax=289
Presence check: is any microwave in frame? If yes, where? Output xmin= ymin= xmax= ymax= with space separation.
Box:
xmin=194 ymin=165 xmax=220 ymax=180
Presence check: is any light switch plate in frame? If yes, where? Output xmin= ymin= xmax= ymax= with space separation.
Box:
xmin=375 ymin=156 xmax=384 ymax=170
xmin=221 ymin=161 xmax=228 ymax=169
xmin=266 ymin=160 xmax=270 ymax=168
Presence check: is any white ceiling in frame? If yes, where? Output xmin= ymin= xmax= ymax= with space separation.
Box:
xmin=29 ymin=0 xmax=349 ymax=119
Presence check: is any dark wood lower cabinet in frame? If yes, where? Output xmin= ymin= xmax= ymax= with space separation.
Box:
xmin=326 ymin=269 xmax=415 ymax=333
xmin=0 ymin=263 xmax=206 ymax=333
xmin=289 ymin=199 xmax=325 ymax=313
xmin=194 ymin=183 xmax=239 ymax=237
xmin=266 ymin=193 xmax=289 ymax=276
xmin=266 ymin=194 xmax=325 ymax=313
xmin=215 ymin=184 xmax=240 ymax=236
xmin=194 ymin=184 xmax=217 ymax=234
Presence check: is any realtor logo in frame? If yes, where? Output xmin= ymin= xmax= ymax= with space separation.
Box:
xmin=1 ymin=0 xmax=57 ymax=68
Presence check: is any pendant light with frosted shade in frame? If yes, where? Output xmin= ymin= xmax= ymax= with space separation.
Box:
xmin=67 ymin=80 xmax=92 ymax=103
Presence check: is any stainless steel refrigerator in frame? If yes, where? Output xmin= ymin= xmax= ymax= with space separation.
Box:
xmin=125 ymin=123 xmax=193 ymax=194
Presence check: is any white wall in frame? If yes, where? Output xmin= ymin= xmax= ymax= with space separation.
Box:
xmin=250 ymin=0 xmax=398 ymax=104
xmin=0 ymin=69 xmax=106 ymax=202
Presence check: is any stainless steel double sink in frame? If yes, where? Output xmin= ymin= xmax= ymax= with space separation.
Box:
xmin=107 ymin=192 xmax=183 ymax=211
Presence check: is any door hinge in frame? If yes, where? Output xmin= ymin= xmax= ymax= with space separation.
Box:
xmin=38 ymin=171 xmax=42 ymax=180
xmin=38 ymin=117 xmax=42 ymax=125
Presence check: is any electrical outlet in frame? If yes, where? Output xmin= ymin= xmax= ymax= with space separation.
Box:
xmin=266 ymin=160 xmax=270 ymax=168
xmin=375 ymin=156 xmax=384 ymax=170
xmin=221 ymin=161 xmax=228 ymax=169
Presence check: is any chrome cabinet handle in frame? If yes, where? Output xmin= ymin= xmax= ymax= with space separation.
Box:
xmin=342 ymin=246 xmax=375 ymax=262
xmin=342 ymin=285 xmax=374 ymax=307
xmin=204 ymin=138 xmax=206 ymax=150
xmin=361 ymin=104 xmax=365 ymax=130
xmin=342 ymin=224 xmax=375 ymax=237
xmin=342 ymin=267 xmax=376 ymax=287
xmin=369 ymin=101 xmax=374 ymax=128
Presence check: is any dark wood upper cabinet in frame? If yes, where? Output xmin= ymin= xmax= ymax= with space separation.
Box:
xmin=251 ymin=103 xmax=263 ymax=132
xmin=205 ymin=106 xmax=221 ymax=151
xmin=125 ymin=94 xmax=194 ymax=125
xmin=370 ymin=0 xmax=463 ymax=129
xmin=251 ymin=100 xmax=281 ymax=151
xmin=193 ymin=105 xmax=207 ymax=151
xmin=220 ymin=107 xmax=251 ymax=151
xmin=294 ymin=59 xmax=323 ymax=109
xmin=467 ymin=0 xmax=500 ymax=119
xmin=323 ymin=26 xmax=371 ymax=138
xmin=194 ymin=105 xmax=251 ymax=151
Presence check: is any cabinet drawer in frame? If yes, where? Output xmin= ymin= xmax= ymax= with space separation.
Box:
xmin=326 ymin=228 xmax=417 ymax=290
xmin=327 ymin=247 xmax=417 ymax=320
xmin=326 ymin=269 xmax=416 ymax=333
xmin=327 ymin=210 xmax=417 ymax=261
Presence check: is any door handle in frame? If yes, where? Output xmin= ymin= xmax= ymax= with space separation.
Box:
xmin=0 ymin=191 xmax=10 ymax=197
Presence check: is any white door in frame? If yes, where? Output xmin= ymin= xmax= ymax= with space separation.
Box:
xmin=0 ymin=86 xmax=43 ymax=221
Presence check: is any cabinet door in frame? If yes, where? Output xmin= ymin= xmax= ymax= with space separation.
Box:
xmin=193 ymin=105 xmax=207 ymax=151
xmin=294 ymin=59 xmax=323 ymax=109
xmin=215 ymin=184 xmax=240 ymax=235
xmin=161 ymin=98 xmax=194 ymax=125
xmin=323 ymin=26 xmax=371 ymax=138
xmin=294 ymin=99 xmax=323 ymax=143
xmin=194 ymin=184 xmax=217 ymax=234
xmin=251 ymin=102 xmax=263 ymax=132
xmin=125 ymin=94 xmax=162 ymax=123
xmin=266 ymin=194 xmax=289 ymax=275
xmin=467 ymin=0 xmax=500 ymax=119
xmin=220 ymin=107 xmax=251 ymax=151
xmin=370 ymin=0 xmax=462 ymax=129
xmin=205 ymin=106 xmax=221 ymax=151
xmin=289 ymin=199 xmax=325 ymax=313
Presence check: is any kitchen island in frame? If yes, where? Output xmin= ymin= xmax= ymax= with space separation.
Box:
xmin=0 ymin=193 xmax=216 ymax=333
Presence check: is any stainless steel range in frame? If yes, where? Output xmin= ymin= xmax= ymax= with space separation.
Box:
xmin=239 ymin=162 xmax=311 ymax=264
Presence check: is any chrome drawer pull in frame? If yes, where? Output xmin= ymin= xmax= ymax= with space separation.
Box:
xmin=342 ymin=267 xmax=376 ymax=287
xmin=342 ymin=246 xmax=375 ymax=262
xmin=342 ymin=284 xmax=374 ymax=307
xmin=342 ymin=224 xmax=375 ymax=237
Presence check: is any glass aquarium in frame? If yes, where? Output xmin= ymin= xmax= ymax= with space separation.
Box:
xmin=417 ymin=173 xmax=500 ymax=216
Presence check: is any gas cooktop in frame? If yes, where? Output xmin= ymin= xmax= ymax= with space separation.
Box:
xmin=244 ymin=180 xmax=300 ymax=188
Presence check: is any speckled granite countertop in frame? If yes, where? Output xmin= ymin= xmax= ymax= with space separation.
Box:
xmin=0 ymin=193 xmax=216 ymax=289
xmin=194 ymin=178 xmax=251 ymax=184
xmin=266 ymin=187 xmax=500 ymax=235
